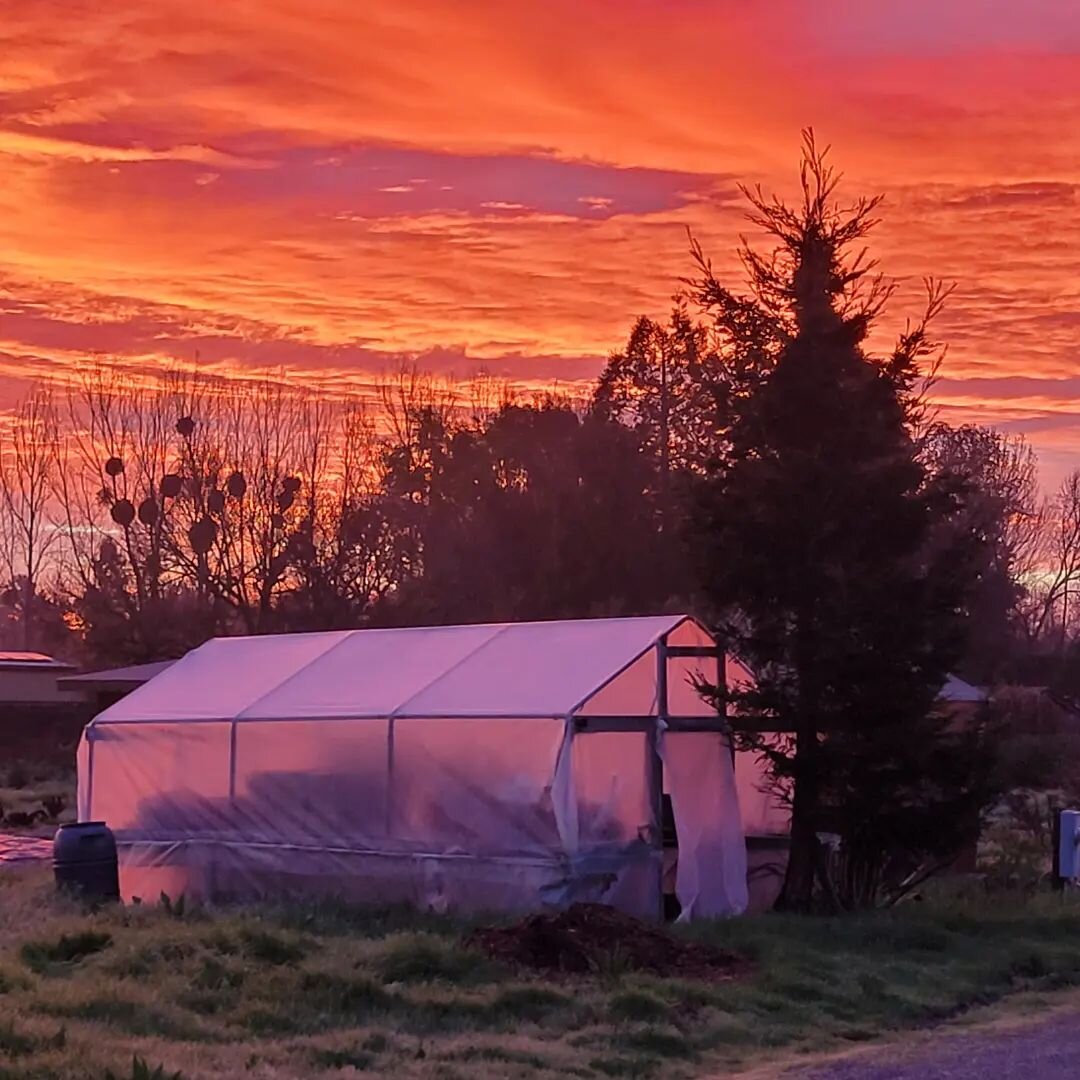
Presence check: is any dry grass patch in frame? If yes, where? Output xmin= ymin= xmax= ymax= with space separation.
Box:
xmin=1 ymin=869 xmax=1080 ymax=1077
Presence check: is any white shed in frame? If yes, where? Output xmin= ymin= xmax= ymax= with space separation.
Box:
xmin=77 ymin=615 xmax=751 ymax=920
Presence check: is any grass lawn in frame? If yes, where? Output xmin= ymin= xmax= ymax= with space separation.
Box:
xmin=2 ymin=870 xmax=1080 ymax=1079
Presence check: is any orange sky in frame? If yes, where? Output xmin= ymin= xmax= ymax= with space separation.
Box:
xmin=0 ymin=1 xmax=1077 ymax=482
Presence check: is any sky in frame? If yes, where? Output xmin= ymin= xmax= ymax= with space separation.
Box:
xmin=0 ymin=0 xmax=1077 ymax=483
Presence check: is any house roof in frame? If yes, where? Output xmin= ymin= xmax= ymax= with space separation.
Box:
xmin=58 ymin=659 xmax=177 ymax=693
xmin=0 ymin=652 xmax=75 ymax=671
xmin=939 ymin=674 xmax=988 ymax=703
xmin=90 ymin=615 xmax=702 ymax=725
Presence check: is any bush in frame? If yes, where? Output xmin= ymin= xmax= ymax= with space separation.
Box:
xmin=979 ymin=788 xmax=1064 ymax=890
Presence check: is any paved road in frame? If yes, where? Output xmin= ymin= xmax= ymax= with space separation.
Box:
xmin=787 ymin=1009 xmax=1080 ymax=1079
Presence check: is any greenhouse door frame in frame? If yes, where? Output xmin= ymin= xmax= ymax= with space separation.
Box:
xmin=572 ymin=633 xmax=728 ymax=917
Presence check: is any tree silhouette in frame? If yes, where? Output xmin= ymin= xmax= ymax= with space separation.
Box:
xmin=0 ymin=387 xmax=59 ymax=650
xmin=688 ymin=132 xmax=994 ymax=910
xmin=920 ymin=423 xmax=1042 ymax=681
xmin=376 ymin=393 xmax=679 ymax=625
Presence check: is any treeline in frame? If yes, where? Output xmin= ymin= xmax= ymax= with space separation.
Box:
xmin=0 ymin=366 xmax=680 ymax=665
xmin=1 ymin=323 xmax=1076 ymax=688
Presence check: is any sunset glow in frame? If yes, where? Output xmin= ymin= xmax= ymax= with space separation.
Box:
xmin=0 ymin=1 xmax=1077 ymax=479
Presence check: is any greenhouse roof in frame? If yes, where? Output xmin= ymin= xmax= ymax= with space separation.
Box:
xmin=91 ymin=614 xmax=704 ymax=724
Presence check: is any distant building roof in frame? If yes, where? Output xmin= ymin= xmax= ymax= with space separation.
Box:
xmin=0 ymin=652 xmax=75 ymax=670
xmin=940 ymin=674 xmax=987 ymax=703
xmin=58 ymin=659 xmax=177 ymax=693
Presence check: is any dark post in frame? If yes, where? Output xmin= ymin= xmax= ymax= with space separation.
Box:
xmin=653 ymin=635 xmax=670 ymax=920
xmin=1053 ymin=810 xmax=1064 ymax=892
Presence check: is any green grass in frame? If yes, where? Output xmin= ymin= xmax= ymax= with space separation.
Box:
xmin=2 ymin=870 xmax=1080 ymax=1078
xmin=20 ymin=930 xmax=112 ymax=974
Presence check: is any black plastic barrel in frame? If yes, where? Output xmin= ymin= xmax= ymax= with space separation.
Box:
xmin=53 ymin=822 xmax=119 ymax=902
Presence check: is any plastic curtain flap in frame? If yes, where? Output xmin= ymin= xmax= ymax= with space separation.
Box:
xmin=659 ymin=728 xmax=749 ymax=919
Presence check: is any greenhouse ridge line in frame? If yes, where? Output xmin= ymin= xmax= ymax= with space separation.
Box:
xmin=84 ymin=614 xmax=702 ymax=725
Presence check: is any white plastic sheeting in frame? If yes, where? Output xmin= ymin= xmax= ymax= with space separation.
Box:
xmin=661 ymin=732 xmax=749 ymax=919
xmin=78 ymin=615 xmax=750 ymax=920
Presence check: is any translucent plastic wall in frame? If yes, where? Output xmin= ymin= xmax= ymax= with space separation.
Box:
xmin=80 ymin=716 xmax=584 ymax=914
xmin=77 ymin=617 xmax=752 ymax=920
xmin=567 ymin=729 xmax=658 ymax=916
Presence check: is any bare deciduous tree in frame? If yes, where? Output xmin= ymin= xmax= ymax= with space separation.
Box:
xmin=0 ymin=386 xmax=60 ymax=649
xmin=50 ymin=361 xmax=425 ymax=657
xmin=1023 ymin=470 xmax=1080 ymax=649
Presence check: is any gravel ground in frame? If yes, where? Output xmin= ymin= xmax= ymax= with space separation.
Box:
xmin=0 ymin=833 xmax=51 ymax=865
xmin=788 ymin=1009 xmax=1080 ymax=1079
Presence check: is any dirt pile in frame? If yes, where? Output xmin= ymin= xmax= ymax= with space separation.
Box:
xmin=467 ymin=902 xmax=745 ymax=979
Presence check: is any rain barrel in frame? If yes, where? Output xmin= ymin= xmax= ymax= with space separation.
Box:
xmin=53 ymin=822 xmax=120 ymax=901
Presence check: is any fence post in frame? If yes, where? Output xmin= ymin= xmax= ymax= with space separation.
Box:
xmin=1053 ymin=810 xmax=1064 ymax=891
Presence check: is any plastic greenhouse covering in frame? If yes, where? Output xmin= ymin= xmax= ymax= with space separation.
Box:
xmin=77 ymin=615 xmax=753 ymax=920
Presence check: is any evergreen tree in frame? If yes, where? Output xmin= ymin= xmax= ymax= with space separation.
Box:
xmin=688 ymin=132 xmax=995 ymax=910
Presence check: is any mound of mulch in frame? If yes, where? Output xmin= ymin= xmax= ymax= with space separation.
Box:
xmin=466 ymin=902 xmax=747 ymax=980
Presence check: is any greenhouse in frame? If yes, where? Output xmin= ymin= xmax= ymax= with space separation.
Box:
xmin=76 ymin=614 xmax=751 ymax=920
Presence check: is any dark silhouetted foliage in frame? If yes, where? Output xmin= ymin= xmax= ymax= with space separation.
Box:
xmin=686 ymin=131 xmax=998 ymax=910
